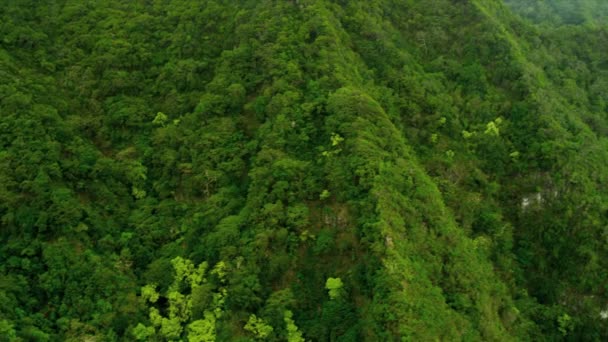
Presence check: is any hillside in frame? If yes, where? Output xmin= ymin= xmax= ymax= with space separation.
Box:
xmin=1 ymin=0 xmax=607 ymax=340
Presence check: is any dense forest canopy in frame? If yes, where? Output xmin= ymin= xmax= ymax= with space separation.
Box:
xmin=1 ymin=0 xmax=607 ymax=340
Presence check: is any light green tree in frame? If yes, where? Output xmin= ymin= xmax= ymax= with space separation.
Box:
xmin=284 ymin=310 xmax=305 ymax=342
xmin=244 ymin=314 xmax=274 ymax=339
xmin=135 ymin=257 xmax=227 ymax=341
xmin=325 ymin=277 xmax=344 ymax=300
xmin=330 ymin=133 xmax=344 ymax=146
xmin=133 ymin=323 xmax=155 ymax=340
xmin=322 ymin=133 xmax=344 ymax=157
xmin=558 ymin=313 xmax=574 ymax=336
xmin=153 ymin=111 xmax=168 ymax=126
xmin=0 ymin=320 xmax=16 ymax=340
xmin=484 ymin=117 xmax=503 ymax=137
xmin=187 ymin=312 xmax=217 ymax=342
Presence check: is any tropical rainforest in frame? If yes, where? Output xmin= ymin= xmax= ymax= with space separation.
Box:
xmin=0 ymin=0 xmax=607 ymax=340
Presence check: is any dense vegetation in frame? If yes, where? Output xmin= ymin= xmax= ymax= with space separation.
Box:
xmin=1 ymin=0 xmax=607 ymax=340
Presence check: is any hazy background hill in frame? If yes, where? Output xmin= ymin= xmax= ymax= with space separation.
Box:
xmin=506 ymin=0 xmax=608 ymax=26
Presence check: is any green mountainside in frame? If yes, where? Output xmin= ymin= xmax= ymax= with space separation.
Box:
xmin=505 ymin=0 xmax=608 ymax=26
xmin=1 ymin=0 xmax=607 ymax=340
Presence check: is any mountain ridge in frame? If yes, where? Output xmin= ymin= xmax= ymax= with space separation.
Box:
xmin=0 ymin=0 xmax=607 ymax=340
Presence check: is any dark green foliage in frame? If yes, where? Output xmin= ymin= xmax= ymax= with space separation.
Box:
xmin=1 ymin=0 xmax=607 ymax=340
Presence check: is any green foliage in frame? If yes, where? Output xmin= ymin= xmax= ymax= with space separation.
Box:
xmin=0 ymin=320 xmax=17 ymax=341
xmin=325 ymin=277 xmax=344 ymax=300
xmin=153 ymin=112 xmax=168 ymax=127
xmin=187 ymin=313 xmax=217 ymax=342
xmin=141 ymin=284 xmax=160 ymax=303
xmin=284 ymin=311 xmax=305 ymax=342
xmin=244 ymin=314 xmax=273 ymax=340
xmin=138 ymin=257 xmax=224 ymax=341
xmin=484 ymin=120 xmax=501 ymax=137
xmin=1 ymin=0 xmax=607 ymax=340
xmin=132 ymin=323 xmax=155 ymax=341
xmin=557 ymin=313 xmax=574 ymax=336
xmin=330 ymin=133 xmax=344 ymax=146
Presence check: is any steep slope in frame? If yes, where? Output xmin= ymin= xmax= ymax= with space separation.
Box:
xmin=1 ymin=0 xmax=607 ymax=340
